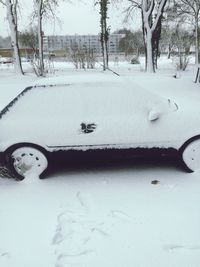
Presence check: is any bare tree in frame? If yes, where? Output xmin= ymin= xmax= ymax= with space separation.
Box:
xmin=19 ymin=27 xmax=38 ymax=56
xmin=95 ymin=0 xmax=110 ymax=70
xmin=127 ymin=0 xmax=168 ymax=72
xmin=0 ymin=0 xmax=24 ymax=74
xmin=116 ymin=29 xmax=144 ymax=57
xmin=69 ymin=47 xmax=96 ymax=69
xmin=159 ymin=3 xmax=183 ymax=59
xmin=174 ymin=27 xmax=193 ymax=70
xmin=33 ymin=0 xmax=59 ymax=76
xmin=174 ymin=0 xmax=200 ymax=64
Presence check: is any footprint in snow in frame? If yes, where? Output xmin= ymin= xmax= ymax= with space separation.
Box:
xmin=56 ymin=250 xmax=96 ymax=266
xmin=164 ymin=244 xmax=200 ymax=254
xmin=76 ymin=191 xmax=94 ymax=212
xmin=53 ymin=198 xmax=138 ymax=267
xmin=91 ymin=226 xmax=109 ymax=237
xmin=52 ymin=212 xmax=67 ymax=245
xmin=53 ymin=207 xmax=138 ymax=267
xmin=53 ymin=209 xmax=97 ymax=267
xmin=108 ymin=209 xmax=136 ymax=223
xmin=0 ymin=251 xmax=10 ymax=258
xmin=52 ymin=211 xmax=79 ymax=246
xmin=52 ymin=231 xmax=64 ymax=245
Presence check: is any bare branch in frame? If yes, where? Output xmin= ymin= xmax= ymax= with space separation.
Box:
xmin=128 ymin=0 xmax=141 ymax=9
xmin=0 ymin=0 xmax=6 ymax=6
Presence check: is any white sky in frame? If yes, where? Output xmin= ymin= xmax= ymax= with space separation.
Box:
xmin=0 ymin=0 xmax=141 ymax=37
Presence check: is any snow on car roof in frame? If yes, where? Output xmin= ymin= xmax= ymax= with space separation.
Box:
xmin=0 ymin=74 xmax=168 ymax=123
xmin=34 ymin=73 xmax=166 ymax=103
xmin=34 ymin=73 xmax=121 ymax=86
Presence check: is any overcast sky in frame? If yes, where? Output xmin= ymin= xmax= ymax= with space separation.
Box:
xmin=0 ymin=0 xmax=141 ymax=37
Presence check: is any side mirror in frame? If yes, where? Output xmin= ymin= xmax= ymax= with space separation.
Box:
xmin=148 ymin=109 xmax=160 ymax=121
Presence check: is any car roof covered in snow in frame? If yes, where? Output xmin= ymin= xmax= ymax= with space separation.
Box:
xmin=0 ymin=74 xmax=169 ymax=121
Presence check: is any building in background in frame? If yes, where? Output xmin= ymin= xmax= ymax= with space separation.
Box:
xmin=43 ymin=34 xmax=125 ymax=54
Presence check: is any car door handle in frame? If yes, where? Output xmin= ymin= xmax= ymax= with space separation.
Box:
xmin=81 ymin=123 xmax=97 ymax=133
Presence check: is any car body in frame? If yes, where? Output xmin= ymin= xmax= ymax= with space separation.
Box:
xmin=0 ymin=57 xmax=13 ymax=64
xmin=0 ymin=76 xmax=199 ymax=179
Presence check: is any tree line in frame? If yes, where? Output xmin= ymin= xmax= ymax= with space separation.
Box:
xmin=0 ymin=0 xmax=200 ymax=75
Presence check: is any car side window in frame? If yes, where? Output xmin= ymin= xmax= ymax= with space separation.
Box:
xmin=2 ymin=86 xmax=83 ymax=120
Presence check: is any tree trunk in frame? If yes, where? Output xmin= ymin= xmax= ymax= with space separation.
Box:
xmin=167 ymin=44 xmax=171 ymax=59
xmin=195 ymin=15 xmax=199 ymax=65
xmin=100 ymin=34 xmax=106 ymax=70
xmin=6 ymin=0 xmax=23 ymax=74
xmin=37 ymin=0 xmax=44 ymax=75
xmin=100 ymin=11 xmax=106 ymax=70
xmin=142 ymin=1 xmax=155 ymax=72
xmin=104 ymin=10 xmax=109 ymax=69
xmin=99 ymin=0 xmax=109 ymax=71
xmin=140 ymin=0 xmax=167 ymax=72
xmin=145 ymin=30 xmax=155 ymax=72
xmin=104 ymin=39 xmax=108 ymax=69
xmin=103 ymin=34 xmax=109 ymax=69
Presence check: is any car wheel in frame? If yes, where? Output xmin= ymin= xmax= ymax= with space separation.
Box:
xmin=6 ymin=146 xmax=48 ymax=180
xmin=179 ymin=138 xmax=200 ymax=173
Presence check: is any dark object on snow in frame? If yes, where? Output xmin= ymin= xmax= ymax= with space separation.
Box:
xmin=131 ymin=57 xmax=140 ymax=64
xmin=81 ymin=123 xmax=97 ymax=134
xmin=195 ymin=67 xmax=200 ymax=83
xmin=151 ymin=180 xmax=160 ymax=185
xmin=173 ymin=72 xmax=180 ymax=79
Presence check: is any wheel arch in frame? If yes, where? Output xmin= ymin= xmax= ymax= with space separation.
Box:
xmin=178 ymin=135 xmax=200 ymax=173
xmin=4 ymin=142 xmax=49 ymax=158
xmin=179 ymin=135 xmax=200 ymax=154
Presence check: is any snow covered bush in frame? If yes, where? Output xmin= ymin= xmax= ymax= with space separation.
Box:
xmin=131 ymin=56 xmax=140 ymax=64
xmin=31 ymin=58 xmax=47 ymax=77
xmin=178 ymin=55 xmax=190 ymax=71
xmin=69 ymin=48 xmax=96 ymax=69
xmin=173 ymin=54 xmax=190 ymax=71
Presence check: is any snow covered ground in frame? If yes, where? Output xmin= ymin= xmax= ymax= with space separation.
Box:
xmin=0 ymin=58 xmax=200 ymax=267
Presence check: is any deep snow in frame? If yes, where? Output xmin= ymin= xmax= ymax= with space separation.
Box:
xmin=0 ymin=58 xmax=200 ymax=267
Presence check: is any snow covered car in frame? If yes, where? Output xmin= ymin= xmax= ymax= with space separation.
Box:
xmin=0 ymin=57 xmax=13 ymax=64
xmin=0 ymin=77 xmax=199 ymax=180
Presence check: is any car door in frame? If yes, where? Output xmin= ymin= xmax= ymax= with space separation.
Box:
xmin=0 ymin=85 xmax=85 ymax=148
xmin=63 ymin=81 xmax=178 ymax=150
xmin=67 ymin=82 xmax=148 ymax=148
xmin=74 ymin=81 xmax=178 ymax=150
